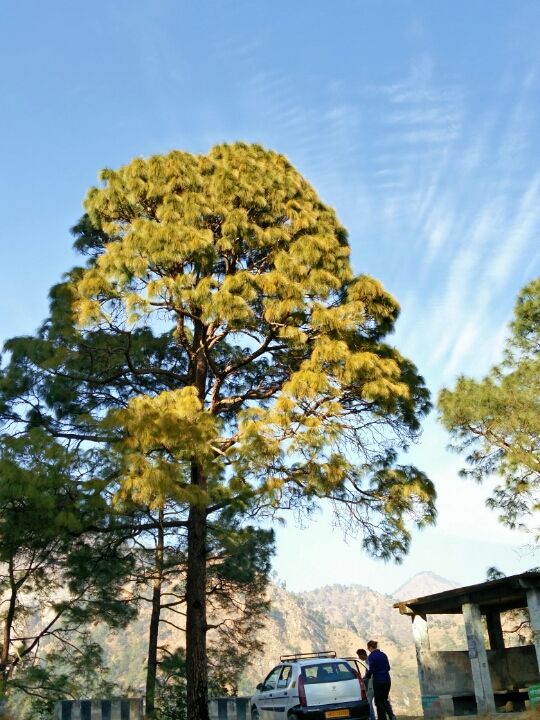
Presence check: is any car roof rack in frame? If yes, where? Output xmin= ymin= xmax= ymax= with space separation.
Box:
xmin=280 ymin=650 xmax=337 ymax=662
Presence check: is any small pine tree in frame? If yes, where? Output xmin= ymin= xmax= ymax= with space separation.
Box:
xmin=0 ymin=430 xmax=133 ymax=706
xmin=439 ymin=278 xmax=540 ymax=537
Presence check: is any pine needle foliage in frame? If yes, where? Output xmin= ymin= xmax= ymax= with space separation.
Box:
xmin=72 ymin=142 xmax=434 ymax=552
xmin=439 ymin=278 xmax=540 ymax=537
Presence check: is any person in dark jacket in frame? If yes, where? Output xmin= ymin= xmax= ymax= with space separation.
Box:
xmin=365 ymin=640 xmax=394 ymax=720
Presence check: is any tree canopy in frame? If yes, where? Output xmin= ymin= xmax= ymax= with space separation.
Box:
xmin=73 ymin=143 xmax=434 ymax=543
xmin=438 ymin=278 xmax=540 ymax=536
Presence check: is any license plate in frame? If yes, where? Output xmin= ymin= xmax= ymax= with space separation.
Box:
xmin=325 ymin=711 xmax=350 ymax=719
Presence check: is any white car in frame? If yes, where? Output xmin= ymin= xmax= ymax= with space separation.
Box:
xmin=250 ymin=651 xmax=370 ymax=720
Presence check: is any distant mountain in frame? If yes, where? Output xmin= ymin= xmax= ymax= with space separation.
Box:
xmin=393 ymin=571 xmax=459 ymax=601
xmin=238 ymin=581 xmax=430 ymax=713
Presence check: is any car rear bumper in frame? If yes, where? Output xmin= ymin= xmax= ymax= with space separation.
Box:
xmin=289 ymin=699 xmax=371 ymax=719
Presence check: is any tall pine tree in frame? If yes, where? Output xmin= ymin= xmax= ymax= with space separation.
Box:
xmin=74 ymin=143 xmax=434 ymax=718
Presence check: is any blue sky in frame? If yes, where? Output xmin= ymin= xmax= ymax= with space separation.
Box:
xmin=1 ymin=0 xmax=539 ymax=594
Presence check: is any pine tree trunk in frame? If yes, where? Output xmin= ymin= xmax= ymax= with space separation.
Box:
xmin=145 ymin=585 xmax=161 ymax=717
xmin=0 ymin=559 xmax=17 ymax=697
xmin=185 ymin=322 xmax=210 ymax=719
xmin=145 ymin=514 xmax=164 ymax=717
xmin=185 ymin=463 xmax=209 ymax=720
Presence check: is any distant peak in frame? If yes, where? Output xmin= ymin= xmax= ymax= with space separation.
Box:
xmin=392 ymin=571 xmax=459 ymax=600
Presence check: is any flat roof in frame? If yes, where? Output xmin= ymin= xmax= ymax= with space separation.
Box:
xmin=394 ymin=571 xmax=540 ymax=615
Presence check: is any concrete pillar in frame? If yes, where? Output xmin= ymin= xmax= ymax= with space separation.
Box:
xmin=412 ymin=613 xmax=431 ymax=651
xmin=131 ymin=698 xmax=144 ymax=719
xmin=412 ymin=614 xmax=431 ymax=699
xmin=111 ymin=699 xmax=122 ymax=720
xmin=462 ymin=602 xmax=496 ymax=714
xmin=485 ymin=611 xmax=505 ymax=650
xmin=227 ymin=698 xmax=239 ymax=719
xmin=527 ymin=588 xmax=540 ymax=672
xmin=208 ymin=699 xmax=219 ymax=720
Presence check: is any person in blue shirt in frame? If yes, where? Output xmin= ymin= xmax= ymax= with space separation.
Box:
xmin=364 ymin=640 xmax=394 ymax=720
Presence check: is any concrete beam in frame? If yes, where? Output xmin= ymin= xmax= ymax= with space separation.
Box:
xmin=462 ymin=602 xmax=496 ymax=714
xmin=485 ymin=611 xmax=505 ymax=650
xmin=527 ymin=588 xmax=540 ymax=673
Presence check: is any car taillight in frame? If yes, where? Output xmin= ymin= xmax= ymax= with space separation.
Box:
xmin=298 ymin=674 xmax=307 ymax=707
xmin=354 ymin=669 xmax=367 ymax=701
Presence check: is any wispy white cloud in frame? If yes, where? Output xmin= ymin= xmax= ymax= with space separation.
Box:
xmin=384 ymin=64 xmax=540 ymax=383
xmin=487 ymin=172 xmax=540 ymax=287
xmin=432 ymin=165 xmax=540 ymax=380
xmin=433 ymin=200 xmax=506 ymax=378
xmin=423 ymin=205 xmax=454 ymax=263
xmin=213 ymin=34 xmax=261 ymax=60
xmin=386 ymin=107 xmax=461 ymax=125
xmin=384 ymin=126 xmax=460 ymax=146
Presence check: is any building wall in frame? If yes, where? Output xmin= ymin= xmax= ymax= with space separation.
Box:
xmin=421 ymin=651 xmax=474 ymax=695
xmin=488 ymin=646 xmax=539 ymax=689
xmin=420 ymin=645 xmax=539 ymax=696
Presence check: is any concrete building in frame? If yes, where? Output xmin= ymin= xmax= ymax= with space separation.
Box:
xmin=394 ymin=572 xmax=540 ymax=717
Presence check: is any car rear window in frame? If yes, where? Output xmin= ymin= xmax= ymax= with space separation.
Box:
xmin=301 ymin=662 xmax=356 ymax=684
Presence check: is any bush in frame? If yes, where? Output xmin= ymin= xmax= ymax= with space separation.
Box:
xmin=155 ymin=679 xmax=187 ymax=720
